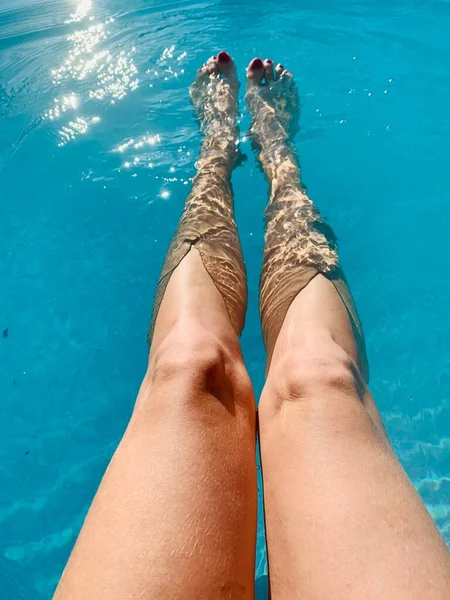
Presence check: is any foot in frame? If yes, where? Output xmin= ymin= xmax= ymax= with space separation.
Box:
xmin=190 ymin=52 xmax=239 ymax=135
xmin=245 ymin=57 xmax=303 ymax=195
xmin=246 ymin=57 xmax=299 ymax=134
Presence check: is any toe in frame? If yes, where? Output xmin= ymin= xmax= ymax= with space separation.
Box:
xmin=275 ymin=63 xmax=293 ymax=82
xmin=205 ymin=55 xmax=219 ymax=75
xmin=275 ymin=64 xmax=285 ymax=80
xmin=247 ymin=57 xmax=265 ymax=86
xmin=216 ymin=51 xmax=235 ymax=77
xmin=218 ymin=51 xmax=232 ymax=64
xmin=264 ymin=59 xmax=275 ymax=83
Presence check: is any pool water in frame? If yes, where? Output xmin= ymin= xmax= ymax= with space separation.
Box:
xmin=1 ymin=0 xmax=450 ymax=596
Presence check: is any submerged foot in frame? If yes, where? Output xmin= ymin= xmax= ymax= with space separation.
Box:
xmin=246 ymin=57 xmax=299 ymax=136
xmin=245 ymin=57 xmax=303 ymax=193
xmin=190 ymin=51 xmax=239 ymax=133
xmin=189 ymin=52 xmax=240 ymax=171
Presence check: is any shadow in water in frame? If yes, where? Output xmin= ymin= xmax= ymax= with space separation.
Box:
xmin=256 ymin=575 xmax=270 ymax=599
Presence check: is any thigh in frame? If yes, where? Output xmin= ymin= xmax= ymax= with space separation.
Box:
xmin=259 ymin=329 xmax=450 ymax=599
xmin=54 ymin=252 xmax=257 ymax=600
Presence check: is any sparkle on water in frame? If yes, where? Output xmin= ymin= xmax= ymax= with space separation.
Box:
xmin=1 ymin=0 xmax=450 ymax=597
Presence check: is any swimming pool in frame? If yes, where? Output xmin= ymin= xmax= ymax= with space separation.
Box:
xmin=1 ymin=0 xmax=450 ymax=596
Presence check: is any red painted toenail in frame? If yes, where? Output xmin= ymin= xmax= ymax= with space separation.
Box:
xmin=279 ymin=64 xmax=285 ymax=70
xmin=266 ymin=59 xmax=273 ymax=64
xmin=218 ymin=51 xmax=231 ymax=63
xmin=250 ymin=58 xmax=264 ymax=70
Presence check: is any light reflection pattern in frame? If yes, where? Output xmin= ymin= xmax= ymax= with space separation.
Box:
xmin=44 ymin=1 xmax=139 ymax=146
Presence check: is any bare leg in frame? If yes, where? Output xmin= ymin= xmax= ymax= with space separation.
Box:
xmin=247 ymin=58 xmax=450 ymax=599
xmin=54 ymin=53 xmax=257 ymax=600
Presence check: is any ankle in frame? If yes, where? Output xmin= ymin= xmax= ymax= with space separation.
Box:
xmin=196 ymin=132 xmax=236 ymax=175
xmin=262 ymin=157 xmax=303 ymax=197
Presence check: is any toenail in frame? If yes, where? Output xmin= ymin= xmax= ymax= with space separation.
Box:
xmin=218 ymin=51 xmax=231 ymax=63
xmin=279 ymin=64 xmax=285 ymax=70
xmin=250 ymin=58 xmax=264 ymax=70
xmin=266 ymin=59 xmax=273 ymax=64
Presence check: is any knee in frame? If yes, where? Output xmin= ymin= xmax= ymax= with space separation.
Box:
xmin=151 ymin=325 xmax=226 ymax=386
xmin=260 ymin=330 xmax=364 ymax=415
xmin=148 ymin=321 xmax=251 ymax=400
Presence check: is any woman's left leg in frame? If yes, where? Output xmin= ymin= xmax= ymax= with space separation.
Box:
xmin=53 ymin=53 xmax=257 ymax=600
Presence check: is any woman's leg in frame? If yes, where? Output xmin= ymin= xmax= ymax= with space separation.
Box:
xmin=246 ymin=58 xmax=450 ymax=599
xmin=54 ymin=53 xmax=257 ymax=600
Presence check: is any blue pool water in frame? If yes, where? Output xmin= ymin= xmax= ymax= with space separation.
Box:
xmin=1 ymin=0 xmax=450 ymax=596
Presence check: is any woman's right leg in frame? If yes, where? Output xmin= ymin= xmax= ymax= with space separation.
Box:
xmin=246 ymin=58 xmax=450 ymax=599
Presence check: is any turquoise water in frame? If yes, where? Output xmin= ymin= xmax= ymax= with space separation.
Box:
xmin=1 ymin=0 xmax=450 ymax=596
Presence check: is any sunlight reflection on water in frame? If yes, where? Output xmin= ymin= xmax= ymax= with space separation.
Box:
xmin=43 ymin=1 xmax=139 ymax=146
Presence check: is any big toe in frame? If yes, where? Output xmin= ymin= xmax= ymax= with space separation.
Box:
xmin=246 ymin=58 xmax=265 ymax=87
xmin=216 ymin=51 xmax=235 ymax=77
